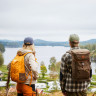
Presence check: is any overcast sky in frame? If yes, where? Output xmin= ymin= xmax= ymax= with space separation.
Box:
xmin=0 ymin=0 xmax=96 ymax=41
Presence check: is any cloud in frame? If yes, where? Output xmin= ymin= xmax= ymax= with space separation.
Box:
xmin=0 ymin=28 xmax=96 ymax=41
xmin=0 ymin=0 xmax=96 ymax=41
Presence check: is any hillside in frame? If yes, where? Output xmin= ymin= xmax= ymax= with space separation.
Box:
xmin=0 ymin=39 xmax=96 ymax=48
xmin=81 ymin=39 xmax=96 ymax=45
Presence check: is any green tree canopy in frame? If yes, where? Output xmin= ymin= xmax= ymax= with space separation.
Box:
xmin=80 ymin=44 xmax=96 ymax=61
xmin=80 ymin=44 xmax=96 ymax=51
xmin=55 ymin=61 xmax=61 ymax=73
xmin=48 ymin=57 xmax=61 ymax=79
xmin=0 ymin=52 xmax=4 ymax=66
xmin=50 ymin=57 xmax=56 ymax=64
xmin=0 ymin=43 xmax=5 ymax=53
xmin=49 ymin=57 xmax=57 ymax=72
xmin=40 ymin=61 xmax=47 ymax=78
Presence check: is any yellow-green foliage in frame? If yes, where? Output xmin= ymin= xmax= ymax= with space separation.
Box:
xmin=40 ymin=61 xmax=47 ymax=78
xmin=91 ymin=50 xmax=96 ymax=58
xmin=91 ymin=82 xmax=96 ymax=85
xmin=92 ymin=75 xmax=96 ymax=81
xmin=0 ymin=53 xmax=4 ymax=66
xmin=0 ymin=65 xmax=7 ymax=73
xmin=0 ymin=65 xmax=8 ymax=81
xmin=80 ymin=44 xmax=96 ymax=51
xmin=80 ymin=44 xmax=96 ymax=61
xmin=0 ymin=43 xmax=5 ymax=53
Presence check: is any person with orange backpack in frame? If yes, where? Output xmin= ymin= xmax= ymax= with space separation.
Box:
xmin=6 ymin=37 xmax=38 ymax=96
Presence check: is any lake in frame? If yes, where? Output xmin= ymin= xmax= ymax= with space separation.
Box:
xmin=3 ymin=46 xmax=96 ymax=74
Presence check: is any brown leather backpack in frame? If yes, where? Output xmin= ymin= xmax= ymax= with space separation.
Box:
xmin=68 ymin=49 xmax=91 ymax=81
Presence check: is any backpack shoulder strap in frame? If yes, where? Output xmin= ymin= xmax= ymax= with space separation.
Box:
xmin=23 ymin=52 xmax=32 ymax=57
xmin=65 ymin=50 xmax=72 ymax=74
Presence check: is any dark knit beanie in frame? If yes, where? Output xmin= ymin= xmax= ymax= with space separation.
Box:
xmin=24 ymin=37 xmax=34 ymax=45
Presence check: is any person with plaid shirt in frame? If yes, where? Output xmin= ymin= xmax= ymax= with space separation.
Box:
xmin=60 ymin=34 xmax=91 ymax=96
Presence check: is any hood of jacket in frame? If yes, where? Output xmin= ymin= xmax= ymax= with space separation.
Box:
xmin=17 ymin=48 xmax=33 ymax=56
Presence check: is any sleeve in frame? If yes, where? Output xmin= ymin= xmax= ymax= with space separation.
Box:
xmin=60 ymin=54 xmax=67 ymax=92
xmin=28 ymin=54 xmax=39 ymax=79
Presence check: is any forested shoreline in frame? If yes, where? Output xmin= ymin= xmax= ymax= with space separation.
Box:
xmin=80 ymin=44 xmax=96 ymax=61
xmin=0 ymin=39 xmax=96 ymax=48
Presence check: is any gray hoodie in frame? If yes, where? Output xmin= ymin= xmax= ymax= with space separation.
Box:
xmin=16 ymin=48 xmax=38 ymax=84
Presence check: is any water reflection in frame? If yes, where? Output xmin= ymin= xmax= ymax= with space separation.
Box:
xmin=91 ymin=62 xmax=96 ymax=75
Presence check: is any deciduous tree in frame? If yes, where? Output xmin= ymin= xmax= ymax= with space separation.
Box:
xmin=40 ymin=61 xmax=47 ymax=78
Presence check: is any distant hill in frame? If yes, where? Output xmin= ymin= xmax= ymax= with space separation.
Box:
xmin=81 ymin=39 xmax=96 ymax=45
xmin=34 ymin=39 xmax=68 ymax=46
xmin=0 ymin=39 xmax=96 ymax=48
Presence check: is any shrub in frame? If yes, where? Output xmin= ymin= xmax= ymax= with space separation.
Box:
xmin=90 ymin=82 xmax=96 ymax=85
xmin=0 ymin=53 xmax=4 ymax=66
xmin=0 ymin=43 xmax=5 ymax=53
xmin=92 ymin=75 xmax=96 ymax=81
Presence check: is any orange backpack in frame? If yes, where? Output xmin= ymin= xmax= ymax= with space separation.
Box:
xmin=10 ymin=52 xmax=32 ymax=84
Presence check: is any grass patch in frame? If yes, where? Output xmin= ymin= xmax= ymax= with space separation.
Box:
xmin=88 ymin=85 xmax=96 ymax=89
xmin=0 ymin=65 xmax=8 ymax=81
xmin=0 ymin=65 xmax=7 ymax=73
xmin=92 ymin=75 xmax=96 ymax=81
xmin=0 ymin=87 xmax=5 ymax=91
xmin=37 ymin=80 xmax=47 ymax=83
xmin=91 ymin=82 xmax=96 ymax=85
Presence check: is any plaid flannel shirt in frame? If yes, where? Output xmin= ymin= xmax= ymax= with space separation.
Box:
xmin=60 ymin=47 xmax=90 ymax=92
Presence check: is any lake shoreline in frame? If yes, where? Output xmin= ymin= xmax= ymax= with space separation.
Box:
xmin=3 ymin=47 xmax=96 ymax=74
